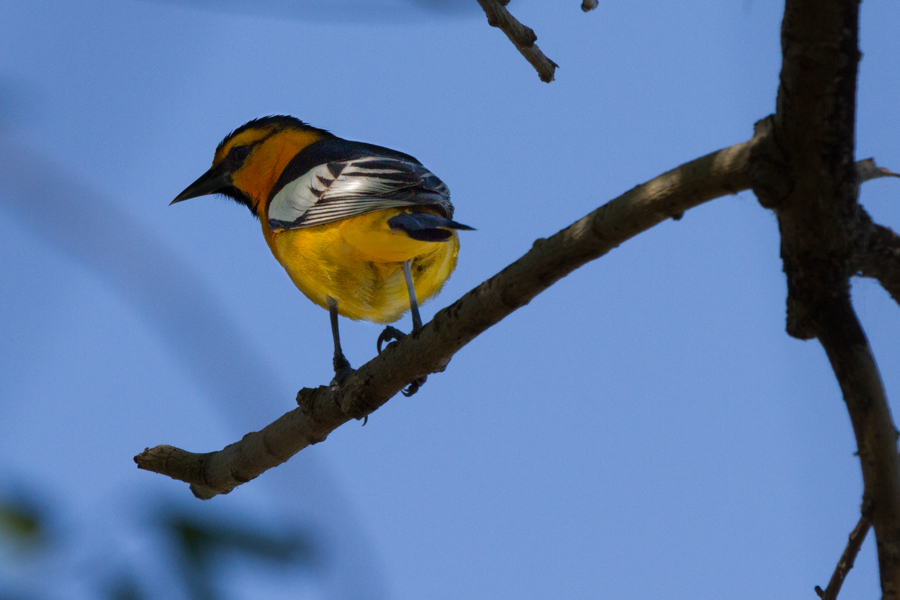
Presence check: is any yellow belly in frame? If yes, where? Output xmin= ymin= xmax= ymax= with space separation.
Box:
xmin=265 ymin=209 xmax=459 ymax=323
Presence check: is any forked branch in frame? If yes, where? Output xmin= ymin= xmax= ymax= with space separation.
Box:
xmin=750 ymin=0 xmax=900 ymax=594
xmin=476 ymin=0 xmax=558 ymax=82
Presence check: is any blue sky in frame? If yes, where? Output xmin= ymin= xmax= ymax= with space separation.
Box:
xmin=1 ymin=0 xmax=898 ymax=598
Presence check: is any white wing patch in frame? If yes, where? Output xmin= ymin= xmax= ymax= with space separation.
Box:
xmin=268 ymin=157 xmax=450 ymax=231
xmin=267 ymin=164 xmax=332 ymax=226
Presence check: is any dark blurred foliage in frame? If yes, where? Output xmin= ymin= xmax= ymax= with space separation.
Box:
xmin=166 ymin=512 xmax=316 ymax=600
xmin=0 ymin=498 xmax=45 ymax=551
xmin=0 ymin=489 xmax=318 ymax=600
xmin=106 ymin=577 xmax=146 ymax=600
xmin=0 ymin=493 xmax=47 ymax=600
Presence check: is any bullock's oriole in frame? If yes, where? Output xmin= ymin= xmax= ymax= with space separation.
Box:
xmin=172 ymin=116 xmax=471 ymax=395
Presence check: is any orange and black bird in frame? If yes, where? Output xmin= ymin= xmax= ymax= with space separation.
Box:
xmin=172 ymin=116 xmax=472 ymax=395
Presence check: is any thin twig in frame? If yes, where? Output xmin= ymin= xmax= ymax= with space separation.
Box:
xmin=856 ymin=158 xmax=900 ymax=183
xmin=135 ymin=123 xmax=771 ymax=499
xmin=815 ymin=512 xmax=871 ymax=600
xmin=476 ymin=0 xmax=558 ymax=82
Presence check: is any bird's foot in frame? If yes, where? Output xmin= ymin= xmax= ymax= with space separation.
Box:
xmin=401 ymin=376 xmax=427 ymax=397
xmin=330 ymin=354 xmax=354 ymax=392
xmin=376 ymin=326 xmax=428 ymax=396
xmin=377 ymin=326 xmax=407 ymax=354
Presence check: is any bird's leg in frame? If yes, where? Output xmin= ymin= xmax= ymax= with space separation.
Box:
xmin=327 ymin=296 xmax=353 ymax=386
xmin=376 ymin=260 xmax=421 ymax=354
xmin=376 ymin=260 xmax=428 ymax=396
xmin=401 ymin=259 xmax=427 ymax=395
xmin=404 ymin=258 xmax=423 ymax=331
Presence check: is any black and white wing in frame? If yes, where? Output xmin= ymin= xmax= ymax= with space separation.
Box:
xmin=268 ymin=155 xmax=452 ymax=231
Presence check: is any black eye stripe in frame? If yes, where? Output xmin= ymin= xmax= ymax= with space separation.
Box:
xmin=225 ymin=129 xmax=281 ymax=168
xmin=228 ymin=144 xmax=253 ymax=164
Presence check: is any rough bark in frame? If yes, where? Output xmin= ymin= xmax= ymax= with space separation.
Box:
xmin=749 ymin=0 xmax=900 ymax=595
xmin=476 ymin=0 xmax=558 ymax=82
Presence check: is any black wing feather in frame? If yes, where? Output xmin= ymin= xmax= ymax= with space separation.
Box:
xmin=268 ymin=138 xmax=454 ymax=231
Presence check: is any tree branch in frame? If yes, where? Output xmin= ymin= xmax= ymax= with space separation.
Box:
xmin=853 ymin=159 xmax=900 ymax=306
xmin=816 ymin=511 xmax=872 ymax=600
xmin=749 ymin=0 xmax=900 ymax=595
xmin=857 ymin=223 xmax=900 ymax=307
xmin=476 ymin=0 xmax=558 ymax=82
xmin=136 ymin=124 xmax=770 ymax=499
xmin=815 ymin=297 xmax=900 ymax=596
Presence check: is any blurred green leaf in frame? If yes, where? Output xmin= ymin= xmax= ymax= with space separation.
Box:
xmin=169 ymin=515 xmax=314 ymax=564
xmin=165 ymin=513 xmax=317 ymax=600
xmin=0 ymin=500 xmax=43 ymax=548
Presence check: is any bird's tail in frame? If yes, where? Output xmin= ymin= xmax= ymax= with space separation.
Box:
xmin=387 ymin=212 xmax=475 ymax=242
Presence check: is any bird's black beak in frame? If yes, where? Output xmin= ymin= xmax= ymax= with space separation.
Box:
xmin=170 ymin=165 xmax=233 ymax=205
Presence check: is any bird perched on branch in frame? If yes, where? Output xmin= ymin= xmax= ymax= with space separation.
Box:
xmin=172 ymin=116 xmax=472 ymax=395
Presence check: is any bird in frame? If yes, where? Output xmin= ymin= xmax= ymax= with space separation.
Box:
xmin=171 ymin=116 xmax=472 ymax=395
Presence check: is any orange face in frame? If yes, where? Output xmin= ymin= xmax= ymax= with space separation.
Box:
xmin=216 ymin=125 xmax=329 ymax=217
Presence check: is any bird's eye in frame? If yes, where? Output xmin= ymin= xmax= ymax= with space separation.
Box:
xmin=229 ymin=144 xmax=253 ymax=165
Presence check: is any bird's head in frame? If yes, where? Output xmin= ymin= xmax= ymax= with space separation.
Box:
xmin=171 ymin=115 xmax=332 ymax=218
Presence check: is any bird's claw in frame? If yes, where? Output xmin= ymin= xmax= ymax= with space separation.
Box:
xmin=377 ymin=327 xmax=427 ymax=395
xmin=401 ymin=375 xmax=427 ymax=397
xmin=377 ymin=326 xmax=407 ymax=354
